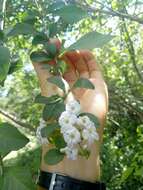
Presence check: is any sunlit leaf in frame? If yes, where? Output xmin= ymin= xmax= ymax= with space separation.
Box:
xmin=54 ymin=4 xmax=88 ymax=24
xmin=68 ymin=31 xmax=114 ymax=50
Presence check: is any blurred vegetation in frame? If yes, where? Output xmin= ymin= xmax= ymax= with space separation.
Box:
xmin=0 ymin=0 xmax=143 ymax=189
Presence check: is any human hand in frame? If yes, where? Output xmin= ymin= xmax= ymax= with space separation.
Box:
xmin=32 ymin=39 xmax=108 ymax=136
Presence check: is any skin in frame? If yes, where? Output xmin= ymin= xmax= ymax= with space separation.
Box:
xmin=33 ymin=41 xmax=108 ymax=190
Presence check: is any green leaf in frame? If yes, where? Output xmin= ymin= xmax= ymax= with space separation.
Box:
xmin=41 ymin=123 xmax=60 ymax=138
xmin=47 ymin=1 xmax=66 ymax=13
xmin=120 ymin=167 xmax=134 ymax=183
xmin=43 ymin=101 xmax=65 ymax=121
xmin=73 ymin=78 xmax=95 ymax=89
xmin=8 ymin=56 xmax=23 ymax=75
xmin=0 ymin=46 xmax=10 ymax=82
xmin=35 ymin=94 xmax=61 ymax=104
xmin=22 ymin=10 xmax=39 ymax=24
xmin=0 ymin=123 xmax=29 ymax=155
xmin=0 ymin=30 xmax=5 ymax=42
xmin=54 ymin=4 xmax=88 ymax=24
xmin=47 ymin=76 xmax=65 ymax=92
xmin=44 ymin=43 xmax=57 ymax=57
xmin=79 ymin=113 xmax=100 ymax=128
xmin=2 ymin=167 xmax=35 ymax=190
xmin=7 ymin=23 xmax=35 ymax=36
xmin=54 ymin=135 xmax=66 ymax=149
xmin=68 ymin=31 xmax=114 ymax=50
xmin=30 ymin=51 xmax=51 ymax=62
xmin=44 ymin=149 xmax=64 ymax=165
xmin=32 ymin=32 xmax=48 ymax=45
xmin=49 ymin=23 xmax=58 ymax=37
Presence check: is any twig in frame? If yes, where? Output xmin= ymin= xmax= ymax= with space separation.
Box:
xmin=0 ymin=0 xmax=7 ymax=30
xmin=122 ymin=20 xmax=143 ymax=82
xmin=0 ymin=109 xmax=34 ymax=132
xmin=0 ymin=155 xmax=4 ymax=177
xmin=82 ymin=0 xmax=143 ymax=25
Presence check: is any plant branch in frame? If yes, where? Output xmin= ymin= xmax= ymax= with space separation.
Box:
xmin=0 ymin=0 xmax=7 ymax=30
xmin=0 ymin=109 xmax=34 ymax=132
xmin=0 ymin=155 xmax=4 ymax=177
xmin=81 ymin=0 xmax=143 ymax=25
xmin=122 ymin=21 xmax=143 ymax=82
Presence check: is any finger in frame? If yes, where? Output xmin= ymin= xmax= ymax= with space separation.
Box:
xmin=65 ymin=51 xmax=89 ymax=78
xmin=62 ymin=54 xmax=77 ymax=85
xmin=80 ymin=50 xmax=100 ymax=75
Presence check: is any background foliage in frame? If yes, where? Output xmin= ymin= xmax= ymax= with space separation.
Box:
xmin=0 ymin=0 xmax=143 ymax=189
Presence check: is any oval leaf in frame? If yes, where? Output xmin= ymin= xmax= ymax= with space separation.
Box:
xmin=41 ymin=123 xmax=60 ymax=138
xmin=43 ymin=101 xmax=65 ymax=121
xmin=32 ymin=32 xmax=48 ymax=45
xmin=7 ymin=23 xmax=35 ymax=36
xmin=0 ymin=46 xmax=10 ymax=82
xmin=73 ymin=78 xmax=95 ymax=89
xmin=0 ymin=123 xmax=29 ymax=155
xmin=47 ymin=76 xmax=65 ymax=92
xmin=54 ymin=4 xmax=88 ymax=24
xmin=44 ymin=148 xmax=64 ymax=165
xmin=30 ymin=51 xmax=51 ymax=63
xmin=68 ymin=31 xmax=114 ymax=50
xmin=35 ymin=94 xmax=61 ymax=104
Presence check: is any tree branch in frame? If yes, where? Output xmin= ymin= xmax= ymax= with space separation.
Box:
xmin=81 ymin=0 xmax=143 ymax=25
xmin=0 ymin=109 xmax=35 ymax=132
xmin=0 ymin=0 xmax=7 ymax=30
xmin=122 ymin=20 xmax=143 ymax=82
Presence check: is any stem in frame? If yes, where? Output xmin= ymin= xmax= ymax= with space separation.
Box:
xmin=122 ymin=20 xmax=143 ymax=82
xmin=0 ymin=109 xmax=34 ymax=132
xmin=0 ymin=0 xmax=7 ymax=30
xmin=81 ymin=0 xmax=143 ymax=25
xmin=0 ymin=155 xmax=4 ymax=177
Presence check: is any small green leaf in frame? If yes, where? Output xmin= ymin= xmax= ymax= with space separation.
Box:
xmin=0 ymin=123 xmax=29 ymax=155
xmin=32 ymin=32 xmax=48 ymax=45
xmin=7 ymin=23 xmax=35 ymax=36
xmin=44 ymin=149 xmax=64 ymax=165
xmin=43 ymin=101 xmax=65 ymax=121
xmin=47 ymin=76 xmax=65 ymax=92
xmin=30 ymin=51 xmax=51 ymax=62
xmin=44 ymin=43 xmax=57 ymax=57
xmin=41 ymin=123 xmax=60 ymax=138
xmin=73 ymin=78 xmax=95 ymax=89
xmin=35 ymin=94 xmax=61 ymax=104
xmin=54 ymin=135 xmax=66 ymax=149
xmin=8 ymin=56 xmax=23 ymax=75
xmin=79 ymin=113 xmax=100 ymax=127
xmin=54 ymin=4 xmax=88 ymax=24
xmin=68 ymin=31 xmax=114 ymax=50
xmin=49 ymin=23 xmax=58 ymax=37
xmin=0 ymin=46 xmax=10 ymax=82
